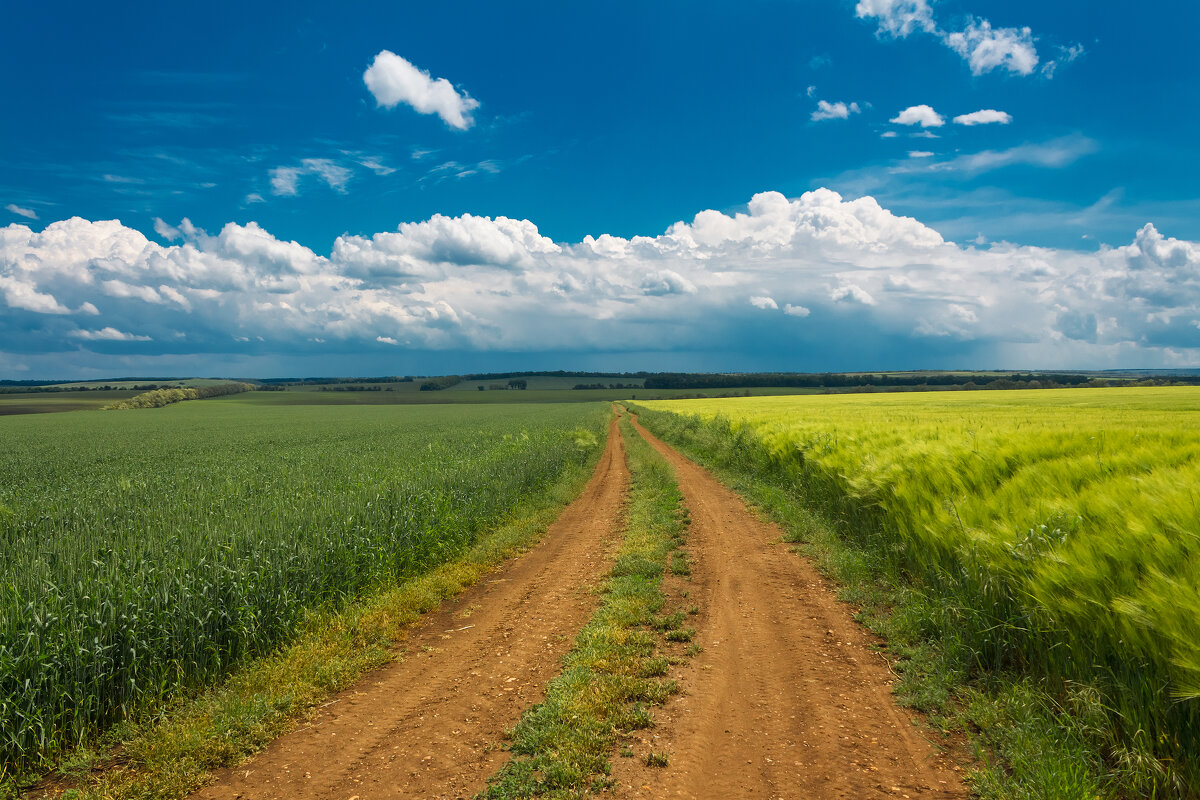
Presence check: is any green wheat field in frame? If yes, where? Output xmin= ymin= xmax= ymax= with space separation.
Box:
xmin=0 ymin=400 xmax=607 ymax=771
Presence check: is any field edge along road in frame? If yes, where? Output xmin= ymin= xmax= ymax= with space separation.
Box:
xmin=608 ymin=414 xmax=968 ymax=799
xmin=182 ymin=413 xmax=630 ymax=800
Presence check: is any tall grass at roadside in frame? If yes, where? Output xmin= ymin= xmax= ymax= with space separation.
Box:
xmin=635 ymin=387 xmax=1200 ymax=797
xmin=0 ymin=402 xmax=607 ymax=779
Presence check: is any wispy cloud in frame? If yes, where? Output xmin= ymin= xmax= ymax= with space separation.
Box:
xmin=134 ymin=71 xmax=246 ymax=86
xmin=949 ymin=136 xmax=1098 ymax=173
xmin=357 ymin=156 xmax=395 ymax=176
xmin=5 ymin=203 xmax=37 ymax=220
xmin=421 ymin=158 xmax=506 ymax=184
xmin=105 ymin=111 xmax=225 ymax=128
xmin=269 ymin=158 xmax=352 ymax=196
xmin=1042 ymin=43 xmax=1086 ymax=78
xmin=883 ymin=136 xmax=1097 ymax=179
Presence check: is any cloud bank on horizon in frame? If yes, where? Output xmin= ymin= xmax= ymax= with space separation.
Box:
xmin=3 ymin=190 xmax=1198 ymax=377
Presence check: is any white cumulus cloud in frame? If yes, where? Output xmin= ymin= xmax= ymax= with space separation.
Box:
xmin=750 ymin=296 xmax=778 ymax=310
xmin=4 ymin=192 xmax=1200 ymax=371
xmin=855 ymin=0 xmax=935 ymax=37
xmin=363 ymin=50 xmax=479 ymax=130
xmin=811 ymin=100 xmax=862 ymax=122
xmin=945 ymin=19 xmax=1039 ymax=76
xmin=855 ymin=3 xmax=1046 ymax=79
xmin=953 ymin=109 xmax=1013 ymax=126
xmin=832 ymin=284 xmax=878 ymax=306
xmin=890 ymin=105 xmax=944 ymax=128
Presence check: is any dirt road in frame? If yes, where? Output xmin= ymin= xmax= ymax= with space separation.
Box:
xmin=613 ymin=417 xmax=968 ymax=799
xmin=191 ymin=412 xmax=969 ymax=800
xmin=193 ymin=416 xmax=629 ymax=800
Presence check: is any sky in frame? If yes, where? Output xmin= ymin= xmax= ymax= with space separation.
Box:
xmin=2 ymin=0 xmax=1199 ymax=379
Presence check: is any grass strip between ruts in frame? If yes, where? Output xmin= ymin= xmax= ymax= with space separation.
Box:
xmin=13 ymin=445 xmax=604 ymax=800
xmin=482 ymin=413 xmax=692 ymax=798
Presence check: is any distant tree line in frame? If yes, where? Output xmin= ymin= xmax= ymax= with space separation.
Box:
xmin=317 ymin=385 xmax=393 ymax=392
xmin=461 ymin=370 xmax=651 ymax=381
xmin=1 ymin=376 xmax=194 ymax=387
xmin=258 ymin=376 xmax=413 ymax=386
xmin=572 ymin=383 xmax=638 ymax=390
xmin=0 ymin=382 xmax=194 ymax=395
xmin=104 ymin=382 xmax=256 ymax=410
xmin=645 ymin=372 xmax=1107 ymax=390
xmin=419 ymin=375 xmax=462 ymax=391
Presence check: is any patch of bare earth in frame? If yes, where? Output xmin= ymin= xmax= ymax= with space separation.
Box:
xmin=612 ymin=417 xmax=969 ymax=800
xmin=192 ymin=416 xmax=629 ymax=800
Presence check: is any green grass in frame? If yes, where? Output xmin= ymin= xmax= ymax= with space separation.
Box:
xmin=12 ymin=451 xmax=603 ymax=800
xmin=634 ymin=387 xmax=1200 ymax=798
xmin=482 ymin=414 xmax=690 ymax=798
xmin=0 ymin=401 xmax=608 ymax=783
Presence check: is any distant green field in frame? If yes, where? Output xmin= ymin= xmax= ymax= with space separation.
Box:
xmin=43 ymin=378 xmax=231 ymax=390
xmin=0 ymin=390 xmax=138 ymax=415
xmin=0 ymin=383 xmax=827 ymax=415
xmin=0 ymin=401 xmax=608 ymax=771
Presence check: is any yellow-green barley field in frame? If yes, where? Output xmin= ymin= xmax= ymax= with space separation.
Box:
xmin=638 ymin=387 xmax=1200 ymax=787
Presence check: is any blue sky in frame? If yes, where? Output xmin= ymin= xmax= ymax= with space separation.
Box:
xmin=2 ymin=0 xmax=1199 ymax=378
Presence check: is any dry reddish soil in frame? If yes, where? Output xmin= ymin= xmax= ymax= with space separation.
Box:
xmin=612 ymin=417 xmax=969 ymax=800
xmin=192 ymin=416 xmax=629 ymax=800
